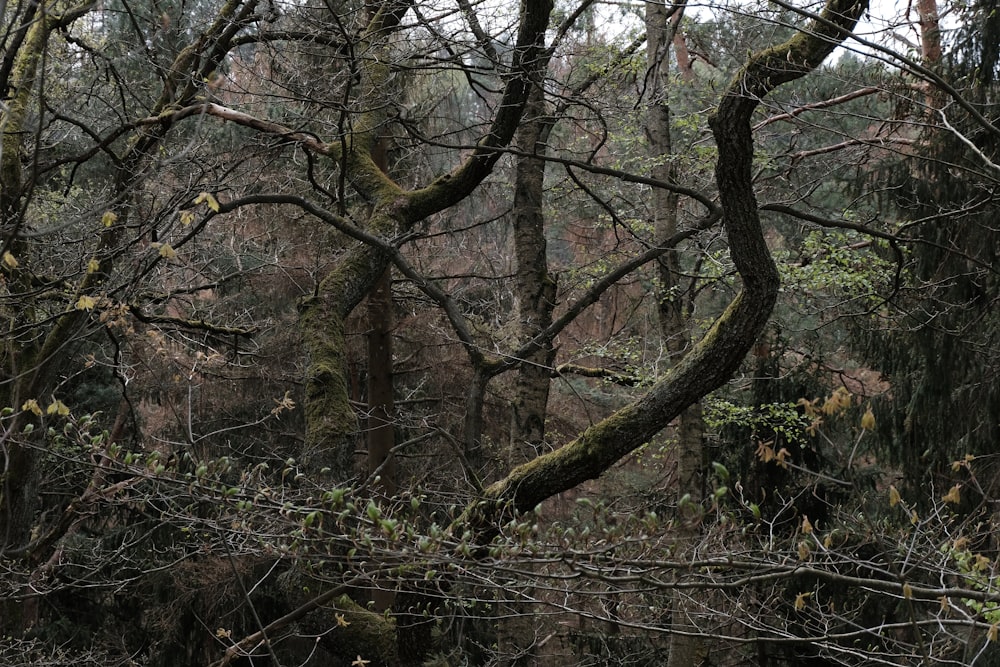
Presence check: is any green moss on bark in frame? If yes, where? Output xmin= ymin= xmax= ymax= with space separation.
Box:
xmin=299 ymin=292 xmax=357 ymax=478
xmin=324 ymin=594 xmax=398 ymax=667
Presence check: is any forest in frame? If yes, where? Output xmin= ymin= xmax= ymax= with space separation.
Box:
xmin=2 ymin=0 xmax=1000 ymax=664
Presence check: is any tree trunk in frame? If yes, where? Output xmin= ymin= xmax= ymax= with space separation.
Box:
xmin=645 ymin=3 xmax=709 ymax=664
xmin=498 ymin=81 xmax=559 ymax=667
xmin=297 ymin=0 xmax=553 ymax=480
xmin=0 ymin=1 xmax=63 ymax=556
xmin=368 ymin=268 xmax=397 ymax=612
xmin=368 ymin=140 xmax=398 ymax=502
xmin=916 ymin=0 xmax=941 ymax=65
xmin=300 ymin=283 xmax=361 ymax=477
xmin=916 ymin=0 xmax=943 ymax=108
xmin=509 ymin=84 xmax=557 ymax=469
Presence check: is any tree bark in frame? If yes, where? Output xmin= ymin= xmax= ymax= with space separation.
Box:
xmin=645 ymin=2 xmax=709 ymax=665
xmin=368 ymin=139 xmax=398 ymax=502
xmin=509 ymin=84 xmax=557 ymax=469
xmin=915 ymin=0 xmax=944 ymax=109
xmin=916 ymin=0 xmax=941 ymax=65
xmin=498 ymin=80 xmax=560 ymax=667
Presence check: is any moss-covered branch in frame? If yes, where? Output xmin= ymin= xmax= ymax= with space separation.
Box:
xmin=555 ymin=364 xmax=640 ymax=387
xmin=128 ymin=307 xmax=257 ymax=337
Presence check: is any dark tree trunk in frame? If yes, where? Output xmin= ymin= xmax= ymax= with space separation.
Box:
xmin=509 ymin=83 xmax=557 ymax=468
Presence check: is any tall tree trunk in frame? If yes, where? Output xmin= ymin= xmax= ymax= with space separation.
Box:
xmin=509 ymin=84 xmax=557 ymax=469
xmin=463 ymin=368 xmax=490 ymax=477
xmin=300 ymin=282 xmax=361 ymax=477
xmin=368 ymin=140 xmax=398 ymax=502
xmin=298 ymin=0 xmax=553 ymax=481
xmin=366 ymin=146 xmax=397 ymax=613
xmin=367 ymin=268 xmax=397 ymax=611
xmin=0 ymin=1 xmax=61 ymax=559
xmin=916 ymin=0 xmax=941 ymax=65
xmin=646 ymin=2 xmax=708 ymax=665
xmin=497 ymin=81 xmax=560 ymax=667
xmin=916 ymin=0 xmax=943 ymax=108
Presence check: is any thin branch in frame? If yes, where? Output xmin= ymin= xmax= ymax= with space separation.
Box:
xmin=754 ymin=86 xmax=881 ymax=130
xmin=938 ymin=104 xmax=1000 ymax=179
xmin=128 ymin=306 xmax=258 ymax=337
xmin=133 ymin=103 xmax=335 ymax=156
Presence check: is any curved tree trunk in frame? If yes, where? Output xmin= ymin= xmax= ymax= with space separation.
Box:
xmin=298 ymin=0 xmax=554 ymax=477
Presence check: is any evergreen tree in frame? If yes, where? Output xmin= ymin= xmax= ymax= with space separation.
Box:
xmin=863 ymin=0 xmax=1000 ymax=495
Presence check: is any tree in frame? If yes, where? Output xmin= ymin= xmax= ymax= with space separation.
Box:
xmin=857 ymin=0 xmax=1000 ymax=500
xmin=19 ymin=0 xmax=1000 ymax=665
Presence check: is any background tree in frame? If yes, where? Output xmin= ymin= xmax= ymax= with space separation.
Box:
xmin=859 ymin=0 xmax=1000 ymax=501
